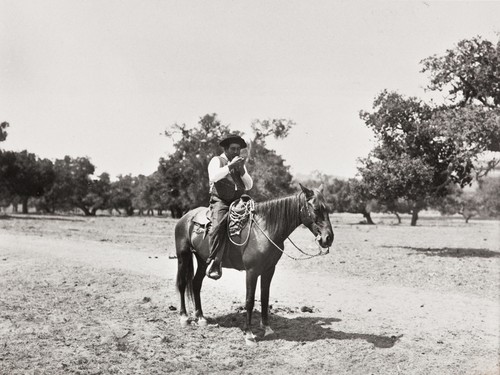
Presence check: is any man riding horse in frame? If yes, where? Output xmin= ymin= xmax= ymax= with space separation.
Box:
xmin=206 ymin=134 xmax=253 ymax=280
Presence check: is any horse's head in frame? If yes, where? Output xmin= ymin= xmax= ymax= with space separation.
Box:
xmin=299 ymin=184 xmax=334 ymax=250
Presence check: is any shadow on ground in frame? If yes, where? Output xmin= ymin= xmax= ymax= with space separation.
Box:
xmin=383 ymin=245 xmax=500 ymax=258
xmin=215 ymin=311 xmax=401 ymax=348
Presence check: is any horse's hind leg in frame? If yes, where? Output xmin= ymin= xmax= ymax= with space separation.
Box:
xmin=175 ymin=227 xmax=193 ymax=328
xmin=176 ymin=252 xmax=191 ymax=327
xmin=260 ymin=266 xmax=276 ymax=337
xmin=192 ymin=255 xmax=208 ymax=326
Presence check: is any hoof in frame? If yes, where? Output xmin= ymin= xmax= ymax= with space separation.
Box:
xmin=260 ymin=323 xmax=275 ymax=337
xmin=263 ymin=326 xmax=275 ymax=337
xmin=197 ymin=317 xmax=208 ymax=327
xmin=179 ymin=316 xmax=190 ymax=328
xmin=245 ymin=337 xmax=258 ymax=347
xmin=245 ymin=332 xmax=257 ymax=347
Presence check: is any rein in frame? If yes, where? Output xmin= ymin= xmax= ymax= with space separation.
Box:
xmin=227 ymin=196 xmax=328 ymax=260
xmin=254 ymin=221 xmax=328 ymax=260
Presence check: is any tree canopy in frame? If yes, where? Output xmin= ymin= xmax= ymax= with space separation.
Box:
xmin=358 ymin=36 xmax=500 ymax=225
xmin=0 ymin=122 xmax=8 ymax=143
xmin=420 ymin=36 xmax=500 ymax=108
xmin=158 ymin=114 xmax=231 ymax=216
xmin=421 ymin=35 xmax=500 ymax=163
xmin=0 ymin=150 xmax=55 ymax=213
xmin=158 ymin=114 xmax=295 ymax=217
xmin=38 ymin=156 xmax=110 ymax=216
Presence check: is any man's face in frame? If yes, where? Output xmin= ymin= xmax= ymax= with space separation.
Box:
xmin=224 ymin=143 xmax=241 ymax=161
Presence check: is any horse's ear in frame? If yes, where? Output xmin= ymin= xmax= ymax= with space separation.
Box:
xmin=299 ymin=183 xmax=314 ymax=199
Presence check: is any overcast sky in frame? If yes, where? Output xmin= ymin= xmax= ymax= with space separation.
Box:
xmin=1 ymin=1 xmax=499 ymax=179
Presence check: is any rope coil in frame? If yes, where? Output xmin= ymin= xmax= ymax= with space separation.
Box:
xmin=227 ymin=199 xmax=255 ymax=246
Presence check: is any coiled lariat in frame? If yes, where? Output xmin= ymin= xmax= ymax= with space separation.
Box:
xmin=227 ymin=199 xmax=255 ymax=246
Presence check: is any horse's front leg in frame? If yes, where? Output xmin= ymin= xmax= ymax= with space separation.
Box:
xmin=260 ymin=266 xmax=276 ymax=337
xmin=244 ymin=269 xmax=259 ymax=346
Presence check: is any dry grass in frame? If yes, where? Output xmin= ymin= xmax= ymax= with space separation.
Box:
xmin=0 ymin=213 xmax=498 ymax=374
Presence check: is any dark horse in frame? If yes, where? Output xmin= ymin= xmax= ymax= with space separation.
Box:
xmin=174 ymin=184 xmax=334 ymax=345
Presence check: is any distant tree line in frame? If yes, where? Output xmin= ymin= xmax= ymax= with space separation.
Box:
xmin=0 ymin=116 xmax=296 ymax=217
xmin=1 ymin=36 xmax=499 ymax=224
xmin=299 ymin=171 xmax=500 ymax=225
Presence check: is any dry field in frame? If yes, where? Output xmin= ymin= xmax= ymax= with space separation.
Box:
xmin=0 ymin=213 xmax=499 ymax=374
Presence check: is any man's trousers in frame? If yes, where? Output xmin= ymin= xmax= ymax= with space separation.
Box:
xmin=208 ymin=195 xmax=230 ymax=262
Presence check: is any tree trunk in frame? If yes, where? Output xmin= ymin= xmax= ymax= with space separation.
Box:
xmin=78 ymin=205 xmax=92 ymax=216
xmin=170 ymin=207 xmax=183 ymax=219
xmin=462 ymin=210 xmax=474 ymax=223
xmin=22 ymin=197 xmax=29 ymax=214
xmin=410 ymin=209 xmax=419 ymax=226
xmin=363 ymin=212 xmax=375 ymax=225
xmin=393 ymin=212 xmax=401 ymax=224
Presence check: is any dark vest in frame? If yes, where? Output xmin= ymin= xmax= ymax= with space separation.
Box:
xmin=210 ymin=156 xmax=246 ymax=203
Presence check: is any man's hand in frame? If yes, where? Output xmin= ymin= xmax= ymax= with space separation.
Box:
xmin=229 ymin=156 xmax=243 ymax=167
xmin=229 ymin=156 xmax=245 ymax=173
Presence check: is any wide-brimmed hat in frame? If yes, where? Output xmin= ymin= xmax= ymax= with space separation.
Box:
xmin=219 ymin=134 xmax=247 ymax=149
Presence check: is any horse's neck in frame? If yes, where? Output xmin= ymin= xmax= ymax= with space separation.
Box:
xmin=255 ymin=195 xmax=303 ymax=242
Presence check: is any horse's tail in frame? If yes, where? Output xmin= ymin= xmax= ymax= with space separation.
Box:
xmin=175 ymin=214 xmax=195 ymax=307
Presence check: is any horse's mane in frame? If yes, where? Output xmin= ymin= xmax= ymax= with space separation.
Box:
xmin=254 ymin=194 xmax=302 ymax=237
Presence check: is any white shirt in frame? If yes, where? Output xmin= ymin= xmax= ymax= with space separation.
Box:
xmin=208 ymin=153 xmax=253 ymax=190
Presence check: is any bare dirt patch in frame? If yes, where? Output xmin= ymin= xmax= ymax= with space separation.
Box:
xmin=1 ymin=214 xmax=499 ymax=374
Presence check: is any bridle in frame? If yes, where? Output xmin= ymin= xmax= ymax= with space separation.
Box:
xmin=228 ymin=192 xmax=330 ymax=260
xmin=299 ymin=192 xmax=321 ymax=237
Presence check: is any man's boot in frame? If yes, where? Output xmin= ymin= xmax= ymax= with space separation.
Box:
xmin=206 ymin=258 xmax=222 ymax=280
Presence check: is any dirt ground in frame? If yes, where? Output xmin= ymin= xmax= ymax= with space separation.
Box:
xmin=0 ymin=213 xmax=499 ymax=374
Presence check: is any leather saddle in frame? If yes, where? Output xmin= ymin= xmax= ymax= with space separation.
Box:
xmin=191 ymin=195 xmax=253 ymax=238
xmin=192 ymin=207 xmax=211 ymax=227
